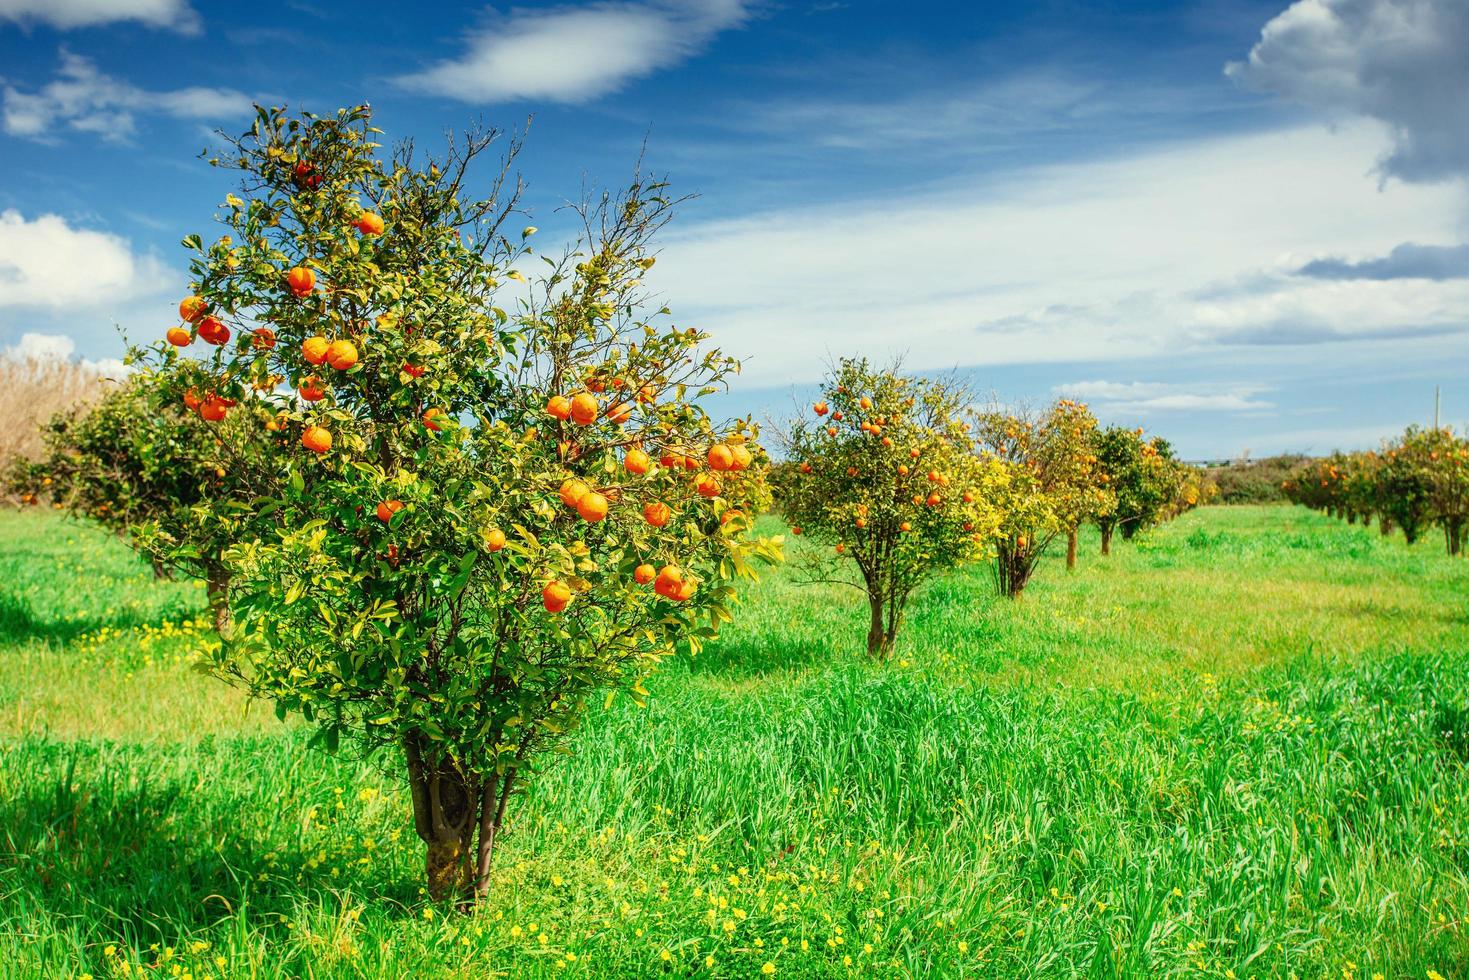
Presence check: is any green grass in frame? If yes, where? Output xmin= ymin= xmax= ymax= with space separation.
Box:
xmin=1 ymin=505 xmax=1467 ymax=978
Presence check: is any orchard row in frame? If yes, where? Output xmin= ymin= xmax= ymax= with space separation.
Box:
xmin=1283 ymin=425 xmax=1468 ymax=555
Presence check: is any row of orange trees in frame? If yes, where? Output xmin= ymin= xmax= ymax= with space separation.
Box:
xmin=12 ymin=106 xmax=1204 ymax=908
xmin=1283 ymin=425 xmax=1469 ymax=554
xmin=772 ymin=363 xmax=1208 ymax=656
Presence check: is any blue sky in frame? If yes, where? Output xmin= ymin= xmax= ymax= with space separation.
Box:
xmin=2 ymin=0 xmax=1466 ymax=459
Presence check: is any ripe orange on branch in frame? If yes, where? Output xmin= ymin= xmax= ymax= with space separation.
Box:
xmin=166 ymin=327 xmax=191 ymax=347
xmin=546 ymin=396 xmax=572 ymax=420
xmin=576 ymin=491 xmax=609 ymax=522
xmin=643 ymin=501 xmax=671 ymax=527
xmin=302 ymin=336 xmax=330 ymax=365
xmin=354 ymin=212 xmax=385 ymax=235
xmin=542 ymin=581 xmax=572 ymax=613
xmin=376 ymin=499 xmax=405 ymax=523
xmin=327 ymin=340 xmax=358 ymax=370
xmin=301 ymin=425 xmax=332 ymax=454
xmin=286 ymin=266 xmax=316 ymax=297
xmin=569 ymin=392 xmax=599 ymax=426
xmin=178 ymin=296 xmax=207 ymax=322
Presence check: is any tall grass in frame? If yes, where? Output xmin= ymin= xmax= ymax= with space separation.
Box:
xmin=0 ymin=505 xmax=1465 ymax=977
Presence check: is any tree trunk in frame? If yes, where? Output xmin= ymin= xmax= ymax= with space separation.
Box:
xmin=204 ymin=562 xmax=231 ymax=637
xmin=406 ymin=736 xmax=479 ymax=905
xmin=1100 ymin=524 xmax=1113 ymax=556
xmin=1447 ymin=521 xmax=1463 ymax=557
xmin=1379 ymin=517 xmax=1393 ymax=537
xmin=1066 ymin=528 xmax=1078 ymax=570
xmin=866 ymin=594 xmax=893 ymax=660
xmin=473 ymin=768 xmax=516 ymax=902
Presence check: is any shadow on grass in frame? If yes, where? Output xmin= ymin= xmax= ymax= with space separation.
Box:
xmin=0 ymin=753 xmax=422 ymax=942
xmin=0 ymin=591 xmax=201 ymax=648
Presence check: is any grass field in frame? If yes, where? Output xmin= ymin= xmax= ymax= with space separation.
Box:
xmin=2 ymin=505 xmax=1467 ymax=978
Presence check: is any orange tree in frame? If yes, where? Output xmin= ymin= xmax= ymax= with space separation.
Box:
xmin=1091 ymin=425 xmax=1183 ymax=552
xmin=1375 ymin=431 xmax=1436 ymax=545
xmin=14 ymin=365 xmax=271 ymax=626
xmin=972 ymin=398 xmax=1113 ymax=594
xmin=142 ymin=106 xmax=780 ymax=905
xmin=1401 ymin=426 xmax=1469 ymax=554
xmin=772 ymin=358 xmax=1006 ymax=657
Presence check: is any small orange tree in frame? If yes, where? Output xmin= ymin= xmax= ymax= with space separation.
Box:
xmin=1399 ymin=426 xmax=1469 ymax=553
xmin=773 ymin=359 xmax=1006 ymax=658
xmin=1091 ymin=425 xmax=1182 ymax=552
xmin=15 ymin=365 xmax=272 ymax=626
xmin=144 ymin=106 xmax=779 ymax=905
xmin=973 ymin=398 xmax=1113 ymax=595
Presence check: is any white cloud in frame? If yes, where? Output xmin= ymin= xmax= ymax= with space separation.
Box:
xmin=0 ymin=0 xmax=199 ymax=32
xmin=1226 ymin=0 xmax=1469 ymax=184
xmin=0 ymin=209 xmax=173 ymax=308
xmin=650 ymin=122 xmax=1466 ymax=386
xmin=399 ymin=0 xmax=751 ymax=103
xmin=4 ymin=332 xmax=130 ymax=377
xmin=1054 ymin=381 xmax=1275 ymax=413
xmin=2 ymin=49 xmax=249 ymax=142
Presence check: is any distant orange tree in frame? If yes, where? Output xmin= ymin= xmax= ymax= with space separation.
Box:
xmin=773 ymin=359 xmax=1005 ymax=657
xmin=1091 ymin=425 xmax=1182 ymax=553
xmin=973 ymin=398 xmax=1113 ymax=595
xmin=141 ymin=105 xmax=780 ymax=905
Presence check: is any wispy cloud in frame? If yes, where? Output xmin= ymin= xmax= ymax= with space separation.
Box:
xmin=1295 ymin=242 xmax=1469 ymax=281
xmin=2 ymin=49 xmax=250 ymax=143
xmin=1054 ymin=380 xmax=1275 ymax=413
xmin=0 ymin=0 xmax=199 ymax=33
xmin=651 ymin=122 xmax=1464 ymax=386
xmin=399 ymin=0 xmax=752 ymax=104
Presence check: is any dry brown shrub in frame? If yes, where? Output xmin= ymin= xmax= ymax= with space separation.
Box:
xmin=0 ymin=356 xmax=117 ymax=477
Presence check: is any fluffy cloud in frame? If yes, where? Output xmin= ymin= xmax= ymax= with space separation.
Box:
xmin=0 ymin=209 xmax=172 ymax=308
xmin=2 ymin=49 xmax=249 ymax=142
xmin=650 ymin=122 xmax=1463 ymax=386
xmin=4 ymin=332 xmax=129 ymax=376
xmin=399 ymin=0 xmax=751 ymax=103
xmin=0 ymin=0 xmax=199 ymax=32
xmin=1053 ymin=381 xmax=1274 ymax=413
xmin=1295 ymin=242 xmax=1469 ymax=280
xmin=1226 ymin=0 xmax=1469 ymax=184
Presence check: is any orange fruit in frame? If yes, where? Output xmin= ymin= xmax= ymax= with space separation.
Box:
xmin=547 ymin=395 xmax=572 ymax=420
xmin=376 ymin=499 xmax=404 ymax=523
xmin=799 ymin=462 xmax=812 ymax=474
xmin=299 ymin=376 xmax=326 ymax=402
xmin=813 ymin=401 xmax=828 ymax=416
xmin=673 ymin=579 xmax=697 ymax=602
xmin=859 ymin=396 xmax=872 ymax=409
xmin=899 ymin=522 xmax=912 ymax=532
xmin=287 ymin=266 xmax=315 ymax=296
xmin=695 ymin=474 xmax=720 ymax=498
xmin=422 ymin=407 xmax=447 ymax=431
xmin=721 ymin=509 xmax=745 ymax=528
xmin=926 ymin=493 xmax=941 ymax=506
xmin=327 ymin=339 xmax=358 ymax=370
xmin=898 ymin=465 xmax=910 ymax=476
xmin=402 ymin=362 xmax=426 ymax=379
xmin=183 ymin=388 xmax=202 ymax=412
xmin=198 ymin=316 xmax=229 ymax=345
xmin=166 ymin=326 xmax=191 ymax=347
xmin=791 ymin=526 xmax=802 ymax=535
xmin=643 ymin=501 xmax=671 ymax=527
xmin=354 ymin=212 xmax=385 ymax=235
xmin=855 ymin=517 xmax=867 ymax=529
xmin=301 ymin=426 xmax=332 ymax=454
xmin=832 ymin=411 xmax=844 ymax=422
xmin=962 ymin=491 xmax=974 ymax=503
xmin=826 ymin=427 xmax=837 ymax=438
xmin=302 ymin=336 xmax=330 ymax=365
xmin=634 ymin=563 xmax=656 ymax=585
xmin=559 ymin=479 xmax=590 ymax=508
xmin=624 ymin=448 xmax=651 ymax=475
xmin=708 ymin=445 xmax=734 ymax=471
xmin=484 ymin=528 xmax=507 ymax=552
xmin=835 ymin=543 xmax=845 ymax=554
xmin=636 ymin=384 xmax=657 ymax=404
xmin=606 ymin=402 xmax=632 ymax=425
xmin=178 ymin=296 xmax=207 ymax=322
xmin=252 ymin=326 xmax=276 ymax=349
xmin=199 ymin=397 xmax=229 ymax=422
xmin=654 ymin=565 xmax=684 ymax=598
xmin=543 ymin=581 xmax=572 ymax=613
xmin=576 ymin=491 xmax=609 ymax=522
xmin=570 ymin=392 xmax=598 ymax=426
xmin=729 ymin=445 xmax=752 ymax=471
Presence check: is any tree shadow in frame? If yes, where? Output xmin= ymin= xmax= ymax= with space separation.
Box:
xmin=0 ymin=754 xmax=423 ymax=944
xmin=0 ymin=590 xmax=201 ymax=647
